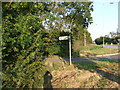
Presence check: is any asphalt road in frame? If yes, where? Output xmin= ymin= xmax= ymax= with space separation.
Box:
xmin=44 ymin=53 xmax=120 ymax=62
xmin=104 ymin=45 xmax=120 ymax=49
xmin=64 ymin=53 xmax=120 ymax=61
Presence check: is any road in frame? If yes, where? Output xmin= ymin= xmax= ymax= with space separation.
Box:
xmin=44 ymin=53 xmax=120 ymax=62
xmin=68 ymin=53 xmax=120 ymax=61
xmin=104 ymin=45 xmax=120 ymax=49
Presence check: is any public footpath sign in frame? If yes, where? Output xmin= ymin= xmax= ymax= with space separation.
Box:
xmin=59 ymin=35 xmax=72 ymax=65
xmin=59 ymin=36 xmax=69 ymax=40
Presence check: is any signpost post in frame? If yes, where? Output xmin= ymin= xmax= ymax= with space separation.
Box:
xmin=69 ymin=36 xmax=72 ymax=65
xmin=59 ymin=35 xmax=72 ymax=65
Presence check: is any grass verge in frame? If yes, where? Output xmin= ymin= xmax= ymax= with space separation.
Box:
xmin=79 ymin=44 xmax=119 ymax=57
xmin=72 ymin=60 xmax=120 ymax=71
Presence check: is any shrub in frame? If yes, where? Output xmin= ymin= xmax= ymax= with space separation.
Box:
xmin=2 ymin=14 xmax=46 ymax=88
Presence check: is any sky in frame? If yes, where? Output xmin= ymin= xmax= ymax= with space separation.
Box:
xmin=88 ymin=1 xmax=118 ymax=41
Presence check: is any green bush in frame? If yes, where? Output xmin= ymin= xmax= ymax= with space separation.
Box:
xmin=2 ymin=11 xmax=47 ymax=88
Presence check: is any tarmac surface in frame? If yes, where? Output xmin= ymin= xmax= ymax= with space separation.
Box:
xmin=104 ymin=45 xmax=120 ymax=49
xmin=44 ymin=53 xmax=120 ymax=62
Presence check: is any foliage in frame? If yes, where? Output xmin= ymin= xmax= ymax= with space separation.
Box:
xmin=2 ymin=2 xmax=49 ymax=88
xmin=94 ymin=37 xmax=103 ymax=45
xmin=95 ymin=32 xmax=120 ymax=45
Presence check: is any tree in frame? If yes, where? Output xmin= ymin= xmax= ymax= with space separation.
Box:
xmin=95 ymin=37 xmax=103 ymax=45
xmin=109 ymin=32 xmax=117 ymax=38
xmin=42 ymin=2 xmax=93 ymax=57
xmin=95 ymin=31 xmax=120 ymax=45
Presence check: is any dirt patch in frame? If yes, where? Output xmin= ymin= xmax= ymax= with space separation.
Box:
xmin=51 ymin=65 xmax=100 ymax=88
xmin=50 ymin=65 xmax=119 ymax=88
xmin=43 ymin=57 xmax=119 ymax=88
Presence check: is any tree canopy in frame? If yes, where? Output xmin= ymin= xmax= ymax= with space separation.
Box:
xmin=95 ymin=32 xmax=120 ymax=45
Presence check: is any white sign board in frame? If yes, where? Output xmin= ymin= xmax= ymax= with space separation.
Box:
xmin=59 ymin=36 xmax=69 ymax=40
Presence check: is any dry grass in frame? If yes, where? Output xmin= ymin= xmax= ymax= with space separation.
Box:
xmin=44 ymin=60 xmax=120 ymax=88
xmin=43 ymin=55 xmax=119 ymax=88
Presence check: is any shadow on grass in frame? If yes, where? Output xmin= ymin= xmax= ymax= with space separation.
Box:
xmin=96 ymin=69 xmax=120 ymax=84
xmin=72 ymin=60 xmax=120 ymax=84
xmin=72 ymin=61 xmax=99 ymax=71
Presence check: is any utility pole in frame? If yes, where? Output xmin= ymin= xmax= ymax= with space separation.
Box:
xmin=102 ymin=2 xmax=104 ymax=48
xmin=102 ymin=36 xmax=104 ymax=47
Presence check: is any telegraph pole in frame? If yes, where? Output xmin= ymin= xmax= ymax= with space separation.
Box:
xmin=102 ymin=36 xmax=104 ymax=47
